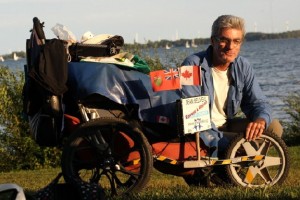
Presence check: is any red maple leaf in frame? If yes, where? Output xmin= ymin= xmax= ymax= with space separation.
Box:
xmin=181 ymin=69 xmax=192 ymax=80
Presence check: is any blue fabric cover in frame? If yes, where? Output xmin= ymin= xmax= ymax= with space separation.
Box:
xmin=68 ymin=62 xmax=182 ymax=126
xmin=67 ymin=62 xmax=221 ymax=157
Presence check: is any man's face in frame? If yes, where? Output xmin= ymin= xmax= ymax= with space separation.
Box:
xmin=211 ymin=28 xmax=243 ymax=65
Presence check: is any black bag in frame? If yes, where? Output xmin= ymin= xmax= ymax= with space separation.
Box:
xmin=23 ymin=17 xmax=67 ymax=146
xmin=29 ymin=39 xmax=68 ymax=96
xmin=28 ymin=94 xmax=63 ymax=146
xmin=68 ymin=35 xmax=124 ymax=61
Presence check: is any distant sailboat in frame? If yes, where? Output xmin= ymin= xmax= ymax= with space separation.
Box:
xmin=0 ymin=56 xmax=4 ymax=62
xmin=191 ymin=39 xmax=198 ymax=48
xmin=165 ymin=44 xmax=171 ymax=50
xmin=13 ymin=53 xmax=19 ymax=61
xmin=185 ymin=41 xmax=190 ymax=48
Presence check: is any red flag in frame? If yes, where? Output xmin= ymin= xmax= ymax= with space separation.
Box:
xmin=180 ymin=65 xmax=201 ymax=86
xmin=150 ymin=68 xmax=180 ymax=91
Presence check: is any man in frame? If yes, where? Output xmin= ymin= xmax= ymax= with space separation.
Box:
xmin=181 ymin=15 xmax=282 ymax=142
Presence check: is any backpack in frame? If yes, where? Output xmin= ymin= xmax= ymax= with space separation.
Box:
xmin=23 ymin=17 xmax=68 ymax=146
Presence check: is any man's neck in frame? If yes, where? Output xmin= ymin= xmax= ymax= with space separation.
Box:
xmin=213 ymin=64 xmax=230 ymax=71
xmin=212 ymin=56 xmax=231 ymax=71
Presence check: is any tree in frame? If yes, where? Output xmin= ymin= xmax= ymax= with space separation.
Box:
xmin=0 ymin=65 xmax=60 ymax=171
xmin=283 ymin=93 xmax=300 ymax=146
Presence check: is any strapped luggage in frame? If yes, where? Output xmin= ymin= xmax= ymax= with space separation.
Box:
xmin=23 ymin=17 xmax=125 ymax=146
xmin=23 ymin=17 xmax=67 ymax=146
xmin=68 ymin=35 xmax=124 ymax=61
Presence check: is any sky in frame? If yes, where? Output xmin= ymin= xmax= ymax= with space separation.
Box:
xmin=0 ymin=0 xmax=300 ymax=55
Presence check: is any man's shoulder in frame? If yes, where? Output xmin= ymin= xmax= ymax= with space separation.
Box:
xmin=235 ymin=55 xmax=250 ymax=65
xmin=182 ymin=50 xmax=207 ymax=66
xmin=232 ymin=56 xmax=255 ymax=77
xmin=233 ymin=55 xmax=252 ymax=70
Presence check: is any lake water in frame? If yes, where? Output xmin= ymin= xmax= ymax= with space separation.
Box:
xmin=2 ymin=38 xmax=300 ymax=122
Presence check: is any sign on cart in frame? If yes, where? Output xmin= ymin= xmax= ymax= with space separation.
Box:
xmin=180 ymin=96 xmax=211 ymax=134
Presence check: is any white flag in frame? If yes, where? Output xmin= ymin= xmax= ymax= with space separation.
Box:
xmin=180 ymin=65 xmax=201 ymax=86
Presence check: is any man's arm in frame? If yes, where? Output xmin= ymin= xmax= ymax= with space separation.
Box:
xmin=239 ymin=59 xmax=272 ymax=129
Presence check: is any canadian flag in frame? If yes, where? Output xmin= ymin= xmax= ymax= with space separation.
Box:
xmin=180 ymin=65 xmax=201 ymax=86
xmin=156 ymin=116 xmax=170 ymax=124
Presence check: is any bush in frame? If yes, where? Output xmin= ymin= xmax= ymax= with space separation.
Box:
xmin=283 ymin=93 xmax=300 ymax=146
xmin=122 ymin=47 xmax=164 ymax=71
xmin=0 ymin=65 xmax=61 ymax=172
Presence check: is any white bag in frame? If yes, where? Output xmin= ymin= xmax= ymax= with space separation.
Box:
xmin=51 ymin=23 xmax=77 ymax=43
xmin=0 ymin=183 xmax=26 ymax=200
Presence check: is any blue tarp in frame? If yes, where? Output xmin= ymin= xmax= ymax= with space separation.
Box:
xmin=67 ymin=62 xmax=221 ymax=157
xmin=67 ymin=62 xmax=182 ymax=127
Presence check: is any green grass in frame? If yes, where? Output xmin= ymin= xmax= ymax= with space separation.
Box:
xmin=1 ymin=146 xmax=300 ymax=200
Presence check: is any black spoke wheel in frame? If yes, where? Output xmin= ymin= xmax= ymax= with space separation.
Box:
xmin=61 ymin=118 xmax=153 ymax=196
xmin=223 ymin=131 xmax=290 ymax=187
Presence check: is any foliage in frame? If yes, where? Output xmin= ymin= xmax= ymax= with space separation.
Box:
xmin=143 ymin=55 xmax=164 ymax=71
xmin=246 ymin=30 xmax=300 ymax=41
xmin=124 ymin=45 xmax=191 ymax=71
xmin=0 ymin=65 xmax=61 ymax=172
xmin=282 ymin=93 xmax=300 ymax=146
xmin=122 ymin=47 xmax=164 ymax=71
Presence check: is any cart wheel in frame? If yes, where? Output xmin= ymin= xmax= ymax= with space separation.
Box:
xmin=61 ymin=118 xmax=153 ymax=196
xmin=223 ymin=131 xmax=290 ymax=187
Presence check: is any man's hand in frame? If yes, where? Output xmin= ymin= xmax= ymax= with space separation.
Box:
xmin=245 ymin=118 xmax=266 ymax=141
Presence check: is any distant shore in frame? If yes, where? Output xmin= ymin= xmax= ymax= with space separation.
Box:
xmin=1 ymin=30 xmax=300 ymax=57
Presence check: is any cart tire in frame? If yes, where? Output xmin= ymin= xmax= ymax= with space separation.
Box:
xmin=223 ymin=131 xmax=290 ymax=187
xmin=61 ymin=117 xmax=153 ymax=196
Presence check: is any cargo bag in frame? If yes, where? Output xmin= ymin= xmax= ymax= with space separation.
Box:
xmin=68 ymin=35 xmax=124 ymax=61
xmin=23 ymin=17 xmax=67 ymax=146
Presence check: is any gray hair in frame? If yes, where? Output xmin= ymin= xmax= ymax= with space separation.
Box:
xmin=211 ymin=15 xmax=246 ymax=38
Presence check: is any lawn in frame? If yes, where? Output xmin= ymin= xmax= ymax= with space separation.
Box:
xmin=1 ymin=146 xmax=299 ymax=199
